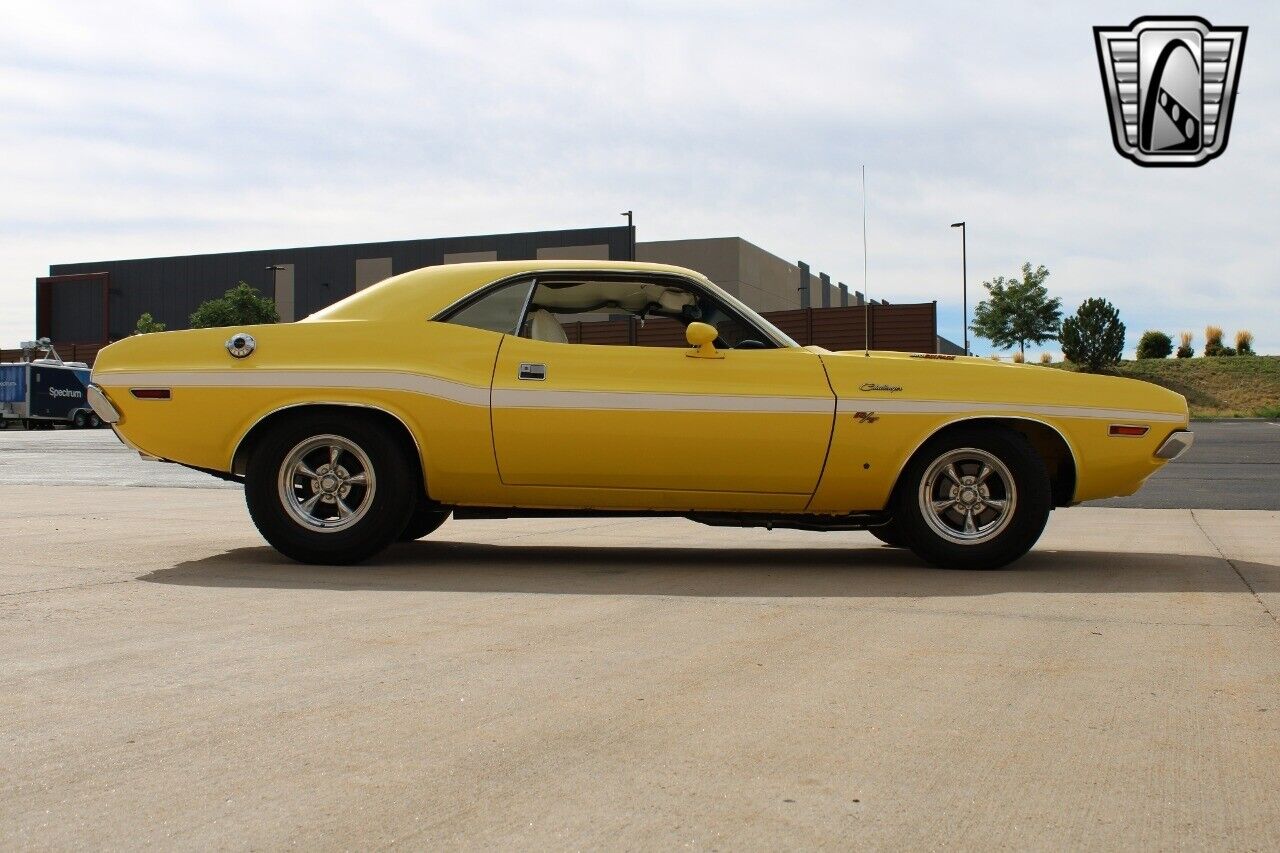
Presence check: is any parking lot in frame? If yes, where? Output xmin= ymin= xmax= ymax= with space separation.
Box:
xmin=2 ymin=423 xmax=1278 ymax=848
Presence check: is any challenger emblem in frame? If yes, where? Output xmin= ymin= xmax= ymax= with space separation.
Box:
xmin=860 ymin=383 xmax=903 ymax=393
xmin=1094 ymin=16 xmax=1247 ymax=167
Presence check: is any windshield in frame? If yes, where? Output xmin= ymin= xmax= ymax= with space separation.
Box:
xmin=695 ymin=275 xmax=799 ymax=348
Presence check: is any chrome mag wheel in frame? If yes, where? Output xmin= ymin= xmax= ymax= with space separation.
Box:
xmin=276 ymin=434 xmax=377 ymax=532
xmin=918 ymin=447 xmax=1017 ymax=545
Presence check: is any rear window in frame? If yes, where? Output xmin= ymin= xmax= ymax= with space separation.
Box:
xmin=441 ymin=279 xmax=534 ymax=334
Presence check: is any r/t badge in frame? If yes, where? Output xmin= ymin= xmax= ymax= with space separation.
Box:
xmin=1094 ymin=16 xmax=1247 ymax=167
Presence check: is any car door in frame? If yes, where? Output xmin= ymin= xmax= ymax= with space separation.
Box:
xmin=489 ymin=276 xmax=835 ymax=498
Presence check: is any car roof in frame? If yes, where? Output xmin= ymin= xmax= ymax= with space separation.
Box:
xmin=305 ymin=260 xmax=711 ymax=323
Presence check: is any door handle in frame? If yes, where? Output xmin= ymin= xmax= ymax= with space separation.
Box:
xmin=518 ymin=362 xmax=546 ymax=381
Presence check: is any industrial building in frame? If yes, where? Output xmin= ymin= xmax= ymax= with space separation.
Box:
xmin=24 ymin=225 xmax=952 ymax=362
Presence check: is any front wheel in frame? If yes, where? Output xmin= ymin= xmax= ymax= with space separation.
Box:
xmin=868 ymin=517 xmax=908 ymax=547
xmin=245 ymin=414 xmax=415 ymax=564
xmin=893 ymin=427 xmax=1052 ymax=570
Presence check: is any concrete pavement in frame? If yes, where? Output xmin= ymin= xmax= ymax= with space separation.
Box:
xmin=2 ymin=486 xmax=1278 ymax=849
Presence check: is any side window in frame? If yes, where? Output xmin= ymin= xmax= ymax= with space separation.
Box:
xmin=519 ymin=278 xmax=773 ymax=349
xmin=441 ymin=279 xmax=533 ymax=334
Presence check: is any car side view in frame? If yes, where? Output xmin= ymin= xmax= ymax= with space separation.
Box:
xmin=86 ymin=260 xmax=1193 ymax=569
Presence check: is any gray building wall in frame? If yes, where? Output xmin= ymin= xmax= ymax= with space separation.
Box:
xmin=43 ymin=229 xmax=855 ymax=343
xmin=46 ymin=226 xmax=632 ymax=341
xmin=638 ymin=237 xmax=834 ymax=313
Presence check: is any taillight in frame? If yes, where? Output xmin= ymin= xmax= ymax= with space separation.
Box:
xmin=130 ymin=388 xmax=171 ymax=400
xmin=1109 ymin=424 xmax=1149 ymax=437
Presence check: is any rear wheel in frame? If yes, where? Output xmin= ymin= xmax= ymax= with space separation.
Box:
xmin=73 ymin=411 xmax=88 ymax=429
xmin=893 ymin=426 xmax=1051 ymax=570
xmin=245 ymin=414 xmax=414 ymax=564
xmin=399 ymin=501 xmax=451 ymax=541
xmin=89 ymin=413 xmax=102 ymax=429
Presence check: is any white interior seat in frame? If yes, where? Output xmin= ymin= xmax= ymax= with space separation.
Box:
xmin=528 ymin=309 xmax=568 ymax=343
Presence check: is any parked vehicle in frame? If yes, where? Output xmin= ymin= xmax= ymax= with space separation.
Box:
xmin=87 ymin=260 xmax=1193 ymax=568
xmin=0 ymin=340 xmax=99 ymax=430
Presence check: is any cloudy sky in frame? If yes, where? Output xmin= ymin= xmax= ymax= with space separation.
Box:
xmin=2 ymin=1 xmax=1275 ymax=355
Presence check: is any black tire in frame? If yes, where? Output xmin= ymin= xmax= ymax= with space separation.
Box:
xmin=868 ymin=518 xmax=908 ymax=548
xmin=245 ymin=413 xmax=415 ymax=564
xmin=73 ymin=411 xmax=88 ymax=429
xmin=398 ymin=500 xmax=451 ymax=541
xmin=893 ymin=426 xmax=1052 ymax=570
xmin=89 ymin=413 xmax=102 ymax=429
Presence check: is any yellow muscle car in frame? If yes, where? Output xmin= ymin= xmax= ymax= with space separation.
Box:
xmin=87 ymin=260 xmax=1193 ymax=568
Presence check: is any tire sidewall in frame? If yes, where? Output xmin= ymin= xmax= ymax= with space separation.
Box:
xmin=245 ymin=414 xmax=415 ymax=564
xmin=895 ymin=427 xmax=1052 ymax=569
xmin=398 ymin=504 xmax=451 ymax=541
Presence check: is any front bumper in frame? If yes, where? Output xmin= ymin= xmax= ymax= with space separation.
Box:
xmin=1155 ymin=429 xmax=1195 ymax=461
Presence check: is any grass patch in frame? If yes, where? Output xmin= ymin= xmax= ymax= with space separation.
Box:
xmin=1051 ymin=355 xmax=1280 ymax=418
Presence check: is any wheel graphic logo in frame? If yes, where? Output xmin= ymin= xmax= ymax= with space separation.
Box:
xmin=1094 ymin=16 xmax=1247 ymax=167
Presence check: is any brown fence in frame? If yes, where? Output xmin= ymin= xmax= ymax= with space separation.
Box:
xmin=565 ymin=302 xmax=938 ymax=353
xmin=1 ymin=302 xmax=937 ymax=368
xmin=0 ymin=341 xmax=111 ymax=367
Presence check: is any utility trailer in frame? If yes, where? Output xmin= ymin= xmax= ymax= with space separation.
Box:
xmin=0 ymin=339 xmax=100 ymax=430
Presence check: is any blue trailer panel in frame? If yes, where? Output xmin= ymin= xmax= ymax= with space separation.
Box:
xmin=30 ymin=365 xmax=91 ymax=419
xmin=0 ymin=364 xmax=25 ymax=403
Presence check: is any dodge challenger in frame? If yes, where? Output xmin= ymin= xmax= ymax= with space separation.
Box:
xmin=86 ymin=260 xmax=1193 ymax=568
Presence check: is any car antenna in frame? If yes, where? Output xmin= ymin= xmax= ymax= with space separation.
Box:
xmin=862 ymin=164 xmax=870 ymax=357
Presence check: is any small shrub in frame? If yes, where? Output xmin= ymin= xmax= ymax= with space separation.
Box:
xmin=1176 ymin=331 xmax=1194 ymax=358
xmin=134 ymin=312 xmax=165 ymax=334
xmin=1060 ymin=298 xmax=1125 ymax=372
xmin=1011 ymin=350 xmax=1025 ymax=363
xmin=1204 ymin=325 xmax=1226 ymax=356
xmin=1235 ymin=329 xmax=1255 ymax=355
xmin=1136 ymin=330 xmax=1173 ymax=359
xmin=189 ymin=282 xmax=279 ymax=329
xmin=989 ymin=353 xmax=1001 ymax=361
xmin=1038 ymin=352 xmax=1052 ymax=365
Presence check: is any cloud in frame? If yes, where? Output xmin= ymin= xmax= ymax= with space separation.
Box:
xmin=1 ymin=0 xmax=1276 ymax=354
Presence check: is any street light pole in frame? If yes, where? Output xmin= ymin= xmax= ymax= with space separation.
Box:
xmin=950 ymin=222 xmax=968 ymax=355
xmin=620 ymin=210 xmax=634 ymax=260
xmin=265 ymin=264 xmax=285 ymax=292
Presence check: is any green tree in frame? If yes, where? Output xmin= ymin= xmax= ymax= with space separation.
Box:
xmin=189 ymin=282 xmax=280 ymax=329
xmin=1136 ymin=330 xmax=1172 ymax=359
xmin=1061 ymin=298 xmax=1125 ymax=372
xmin=970 ymin=262 xmax=1062 ymax=357
xmin=134 ymin=312 xmax=166 ymax=334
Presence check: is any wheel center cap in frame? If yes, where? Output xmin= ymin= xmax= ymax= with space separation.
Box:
xmin=960 ymin=488 xmax=977 ymax=504
xmin=320 ymin=475 xmax=338 ymax=492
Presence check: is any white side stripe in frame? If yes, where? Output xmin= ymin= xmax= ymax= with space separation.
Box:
xmin=93 ymin=369 xmax=489 ymax=407
xmin=94 ymin=369 xmax=1185 ymax=422
xmin=836 ymin=398 xmax=1185 ymax=423
xmin=492 ymin=389 xmax=833 ymax=414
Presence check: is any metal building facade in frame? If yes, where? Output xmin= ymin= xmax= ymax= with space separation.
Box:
xmin=41 ymin=226 xmax=634 ymax=343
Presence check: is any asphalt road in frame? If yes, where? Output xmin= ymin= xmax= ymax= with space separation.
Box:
xmin=1 ymin=488 xmax=1277 ymax=848
xmin=2 ymin=420 xmax=1276 ymax=508
xmin=1087 ymin=420 xmax=1280 ymax=510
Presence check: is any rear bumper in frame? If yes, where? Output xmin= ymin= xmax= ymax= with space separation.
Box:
xmin=1155 ymin=429 xmax=1194 ymax=461
xmin=87 ymin=384 xmax=121 ymax=424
